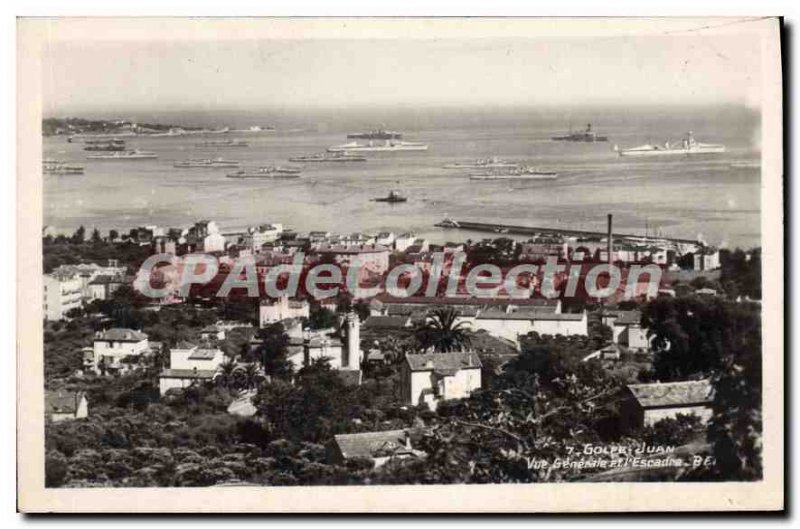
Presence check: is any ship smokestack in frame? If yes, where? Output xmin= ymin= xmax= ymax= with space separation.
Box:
xmin=607 ymin=214 xmax=613 ymax=266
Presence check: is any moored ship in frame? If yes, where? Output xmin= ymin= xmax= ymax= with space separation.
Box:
xmin=614 ymin=132 xmax=726 ymax=157
xmin=347 ymin=129 xmax=403 ymax=140
xmin=83 ymin=138 xmax=127 ymax=151
xmin=372 ymin=190 xmax=407 ymax=203
xmin=226 ymin=166 xmax=302 ymax=179
xmin=196 ymin=139 xmax=249 ymax=148
xmin=86 ymin=149 xmax=158 ymax=160
xmin=327 ymin=140 xmax=428 ymax=153
xmin=43 ymin=160 xmax=84 ymax=175
xmin=552 ymin=123 xmax=609 ymax=142
xmin=174 ymin=158 xmax=241 ymax=168
xmin=444 ymin=157 xmax=519 ymax=169
xmin=288 ymin=152 xmax=367 ymax=162
xmin=469 ymin=166 xmax=558 ymax=180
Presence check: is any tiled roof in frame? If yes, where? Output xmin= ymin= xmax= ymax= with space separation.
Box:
xmin=45 ymin=390 xmax=85 ymax=414
xmin=159 ymin=368 xmax=217 ymax=379
xmin=96 ymin=328 xmax=148 ymax=342
xmin=174 ymin=341 xmax=197 ymax=350
xmin=627 ymin=380 xmax=714 ymax=408
xmin=405 ymin=351 xmax=482 ymax=372
xmin=613 ymin=311 xmax=642 ymax=325
xmin=333 ymin=429 xmax=420 ymax=460
xmin=188 ymin=349 xmax=221 ymax=360
xmin=364 ymin=316 xmax=410 ymax=330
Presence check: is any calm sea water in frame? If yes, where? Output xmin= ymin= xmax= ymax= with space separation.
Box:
xmin=43 ymin=105 xmax=762 ymax=248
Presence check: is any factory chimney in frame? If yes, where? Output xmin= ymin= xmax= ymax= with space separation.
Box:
xmin=607 ymin=214 xmax=613 ymax=266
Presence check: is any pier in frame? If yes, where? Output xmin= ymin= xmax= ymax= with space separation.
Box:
xmin=434 ymin=219 xmax=702 ymax=247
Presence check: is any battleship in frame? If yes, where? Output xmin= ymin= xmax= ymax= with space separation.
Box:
xmin=226 ymin=166 xmax=302 ymax=179
xmin=86 ymin=150 xmax=158 ymax=160
xmin=327 ymin=140 xmax=429 ymax=153
xmin=372 ymin=190 xmax=407 ymax=203
xmin=288 ymin=152 xmax=367 ymax=163
xmin=196 ymin=139 xmax=249 ymax=148
xmin=83 ymin=138 xmax=126 ymax=151
xmin=43 ymin=160 xmax=84 ymax=175
xmin=443 ymin=157 xmax=519 ymax=169
xmin=613 ymin=132 xmax=726 ymax=157
xmin=552 ymin=123 xmax=609 ymax=142
xmin=174 ymin=158 xmax=241 ymax=168
xmin=347 ymin=129 xmax=403 ymax=140
xmin=469 ymin=166 xmax=558 ymax=180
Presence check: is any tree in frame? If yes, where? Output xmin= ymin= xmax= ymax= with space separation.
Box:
xmin=108 ymin=229 xmax=119 ymax=242
xmin=45 ymin=451 xmax=69 ymax=487
xmin=414 ymin=307 xmax=472 ymax=353
xmin=91 ymin=228 xmax=102 ymax=244
xmin=253 ymin=323 xmax=293 ymax=380
xmin=642 ymin=297 xmax=761 ymax=381
xmin=306 ymin=305 xmax=338 ymax=330
xmin=241 ymin=362 xmax=264 ymax=390
xmin=71 ymin=225 xmax=86 ymax=244
xmin=216 ymin=357 xmax=238 ymax=389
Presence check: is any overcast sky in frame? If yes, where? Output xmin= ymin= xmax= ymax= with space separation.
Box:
xmin=42 ymin=33 xmax=762 ymax=114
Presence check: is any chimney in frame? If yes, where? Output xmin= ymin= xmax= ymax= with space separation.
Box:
xmin=607 ymin=214 xmax=613 ymax=266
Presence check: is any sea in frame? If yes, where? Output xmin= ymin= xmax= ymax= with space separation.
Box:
xmin=42 ymin=105 xmax=762 ymax=249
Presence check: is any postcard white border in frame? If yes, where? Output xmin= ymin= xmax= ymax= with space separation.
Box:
xmin=17 ymin=16 xmax=784 ymax=513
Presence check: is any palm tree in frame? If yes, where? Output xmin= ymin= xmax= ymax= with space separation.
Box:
xmin=241 ymin=362 xmax=263 ymax=390
xmin=414 ymin=306 xmax=472 ymax=353
xmin=216 ymin=357 xmax=237 ymax=389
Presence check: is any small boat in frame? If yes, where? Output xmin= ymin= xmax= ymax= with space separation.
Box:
xmin=226 ymin=166 xmax=302 ymax=179
xmin=372 ymin=190 xmax=407 ymax=203
xmin=288 ymin=152 xmax=367 ymax=162
xmin=328 ymin=140 xmax=428 ymax=152
xmin=86 ymin=150 xmax=158 ymax=160
xmin=443 ymin=157 xmax=519 ymax=169
xmin=614 ymin=132 xmax=725 ymax=157
xmin=174 ymin=158 xmax=241 ymax=168
xmin=470 ymin=166 xmax=558 ymax=180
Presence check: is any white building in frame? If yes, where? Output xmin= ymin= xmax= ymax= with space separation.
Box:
xmin=375 ymin=232 xmax=396 ymax=247
xmin=603 ymin=310 xmax=650 ymax=351
xmin=394 ymin=233 xmax=418 ymax=252
xmin=401 ymin=351 xmax=482 ymax=411
xmin=472 ymin=306 xmax=587 ymax=343
xmin=43 ymin=272 xmax=84 ymax=321
xmin=314 ymin=244 xmax=391 ymax=275
xmin=158 ymin=342 xmax=226 ymax=395
xmin=259 ymin=296 xmax=311 ymax=327
xmin=45 ymin=390 xmax=88 ymax=423
xmin=243 ymin=224 xmax=283 ymax=252
xmin=91 ymin=328 xmax=150 ymax=375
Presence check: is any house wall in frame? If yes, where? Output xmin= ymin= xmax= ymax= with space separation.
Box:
xmin=92 ymin=338 xmax=149 ymax=372
xmin=43 ymin=274 xmax=83 ymax=321
xmin=307 ymin=343 xmax=344 ymax=369
xmin=531 ymin=315 xmax=588 ymax=337
xmin=404 ymin=367 xmax=481 ymax=409
xmin=170 ymin=349 xmax=224 ymax=371
xmin=621 ymin=325 xmax=650 ymax=350
xmin=643 ymin=405 xmax=713 ymax=427
xmin=441 ymin=368 xmax=482 ymax=401
xmin=159 ymin=376 xmax=208 ymax=395
xmin=471 ymin=318 xmax=532 ymax=343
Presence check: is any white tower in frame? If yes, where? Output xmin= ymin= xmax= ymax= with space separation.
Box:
xmin=344 ymin=312 xmax=361 ymax=370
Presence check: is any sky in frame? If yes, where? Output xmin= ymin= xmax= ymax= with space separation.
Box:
xmin=41 ymin=32 xmax=764 ymax=114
